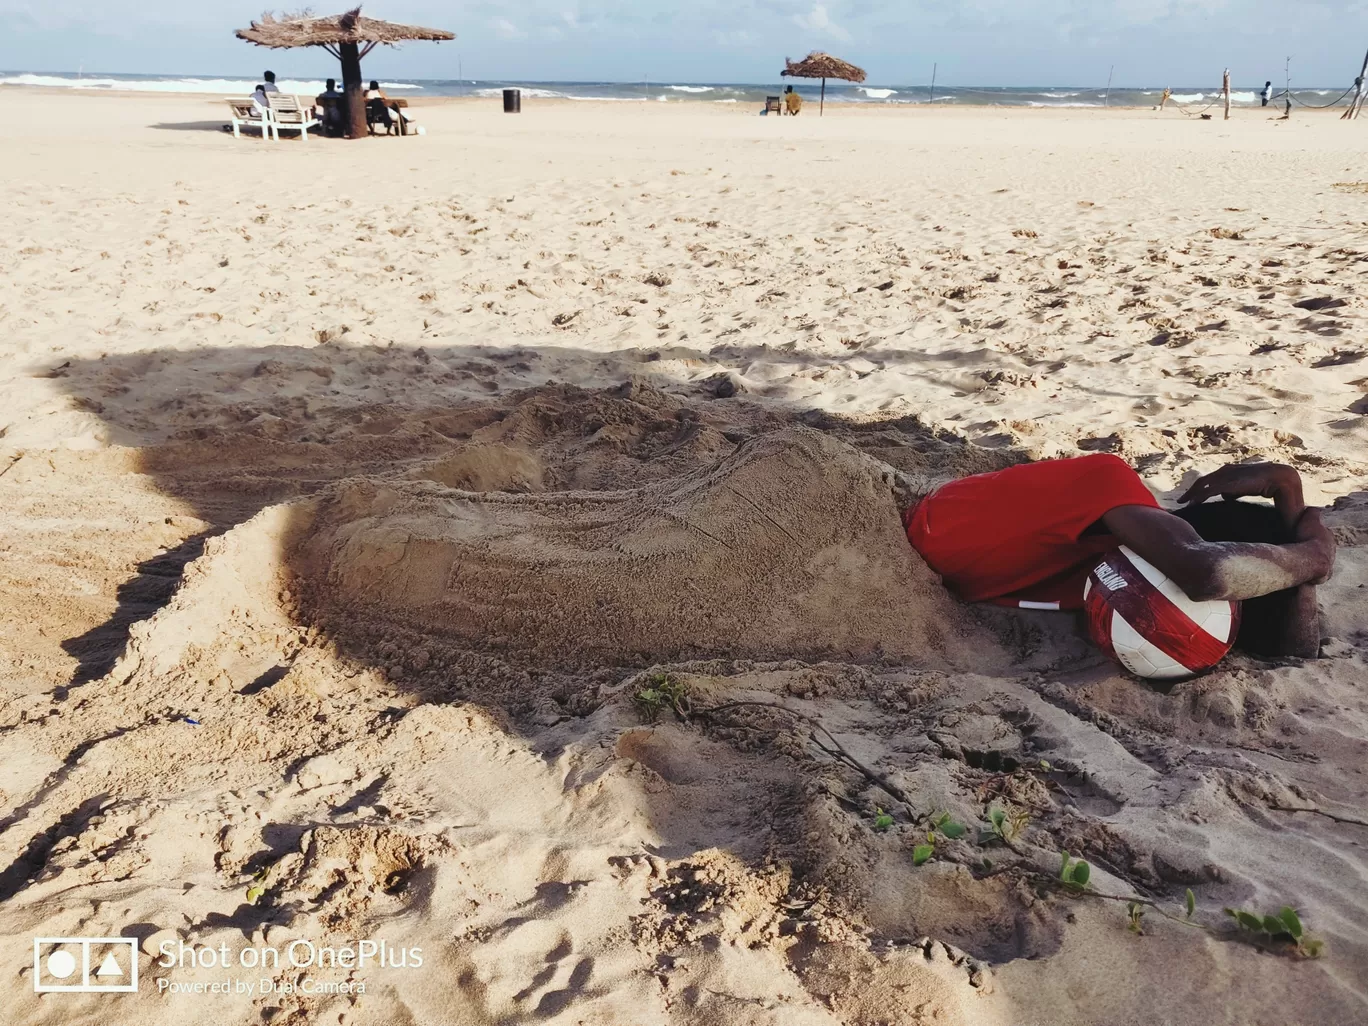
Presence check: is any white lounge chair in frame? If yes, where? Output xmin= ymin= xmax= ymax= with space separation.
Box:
xmin=226 ymin=97 xmax=271 ymax=139
xmin=266 ymin=94 xmax=319 ymax=142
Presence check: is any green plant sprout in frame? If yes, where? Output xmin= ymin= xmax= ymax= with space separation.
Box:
xmin=1185 ymin=888 xmax=1196 ymax=918
xmin=912 ymin=812 xmax=968 ymax=866
xmin=932 ymin=811 xmax=967 ymax=839
xmin=1224 ymin=905 xmax=1323 ymax=958
xmin=1058 ymin=850 xmax=1091 ymax=890
xmin=1126 ymin=901 xmax=1146 ymax=934
xmin=873 ymin=807 xmax=894 ymax=832
xmin=245 ymin=865 xmax=270 ymax=905
xmin=984 ymin=804 xmax=1030 ymax=845
xmin=634 ymin=674 xmax=690 ymax=720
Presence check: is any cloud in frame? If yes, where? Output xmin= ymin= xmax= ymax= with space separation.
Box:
xmin=492 ymin=17 xmax=526 ymax=39
xmin=792 ymin=4 xmax=851 ymax=42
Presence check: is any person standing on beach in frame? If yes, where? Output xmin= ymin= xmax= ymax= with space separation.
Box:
xmin=785 ymin=85 xmax=802 ymax=116
xmin=1262 ymin=81 xmax=1273 ymax=107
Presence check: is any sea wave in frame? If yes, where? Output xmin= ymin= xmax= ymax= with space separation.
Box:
xmin=0 ymin=73 xmax=423 ymax=93
xmin=859 ymin=87 xmax=896 ymax=99
xmin=667 ymin=85 xmax=713 ymax=93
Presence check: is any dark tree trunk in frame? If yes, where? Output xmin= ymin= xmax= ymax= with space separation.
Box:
xmin=340 ymin=42 xmax=366 ymax=139
xmin=820 ymin=77 xmax=825 ymax=116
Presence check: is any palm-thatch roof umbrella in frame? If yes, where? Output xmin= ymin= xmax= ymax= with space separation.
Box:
xmin=781 ymin=52 xmax=866 ymax=116
xmin=236 ymin=7 xmax=454 ymax=139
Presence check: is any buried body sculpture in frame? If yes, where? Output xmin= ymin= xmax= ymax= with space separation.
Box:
xmin=298 ymin=421 xmax=1334 ymax=680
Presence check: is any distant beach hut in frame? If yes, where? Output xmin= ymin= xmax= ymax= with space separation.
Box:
xmin=235 ymin=7 xmax=454 ymax=139
xmin=781 ymin=52 xmax=867 ymax=116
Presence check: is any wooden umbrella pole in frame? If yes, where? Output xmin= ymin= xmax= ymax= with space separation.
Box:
xmin=340 ymin=41 xmax=366 ymax=139
xmin=821 ymin=76 xmax=825 ymax=116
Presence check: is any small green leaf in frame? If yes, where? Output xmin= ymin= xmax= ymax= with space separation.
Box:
xmin=913 ymin=843 xmax=934 ymax=866
xmin=981 ymin=857 xmax=993 ymax=871
xmin=246 ymin=885 xmax=264 ymax=904
xmin=934 ymin=811 xmax=950 ymax=828
xmin=1070 ymin=861 xmax=1091 ymax=887
xmin=1263 ymin=914 xmax=1289 ymax=936
xmin=1279 ymin=907 xmax=1303 ymax=939
xmin=940 ymin=820 xmax=967 ymax=839
xmin=1234 ymin=910 xmax=1264 ymax=933
xmin=1301 ymin=937 xmax=1325 ymax=959
xmin=1059 ymin=851 xmax=1072 ymax=880
xmin=990 ymin=809 xmax=1007 ymax=828
xmin=873 ymin=810 xmax=894 ymax=832
xmin=1038 ymin=759 xmax=1052 ymax=772
xmin=1185 ymin=888 xmax=1196 ymax=918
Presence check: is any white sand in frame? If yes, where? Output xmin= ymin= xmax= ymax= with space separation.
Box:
xmin=2 ymin=91 xmax=1367 ymax=1026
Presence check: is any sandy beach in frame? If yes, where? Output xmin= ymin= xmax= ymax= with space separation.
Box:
xmin=2 ymin=90 xmax=1367 ymax=1026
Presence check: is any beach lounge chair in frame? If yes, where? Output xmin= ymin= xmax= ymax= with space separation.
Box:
xmin=765 ymin=95 xmax=782 ymax=116
xmin=226 ymin=97 xmax=271 ymax=139
xmin=266 ymin=94 xmax=320 ymax=141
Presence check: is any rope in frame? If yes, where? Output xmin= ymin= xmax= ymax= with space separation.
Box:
xmin=1283 ymin=84 xmax=1357 ymax=108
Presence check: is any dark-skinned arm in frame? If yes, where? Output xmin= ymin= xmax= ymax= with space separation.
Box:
xmin=1173 ymin=461 xmax=1325 ymax=656
xmin=1099 ymin=503 xmax=1334 ymax=603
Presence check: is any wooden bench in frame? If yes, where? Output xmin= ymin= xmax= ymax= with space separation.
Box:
xmin=266 ymin=94 xmax=320 ymax=141
xmin=226 ymin=97 xmax=270 ymax=139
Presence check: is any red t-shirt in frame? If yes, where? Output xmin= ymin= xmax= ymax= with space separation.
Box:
xmin=904 ymin=454 xmax=1159 ymax=610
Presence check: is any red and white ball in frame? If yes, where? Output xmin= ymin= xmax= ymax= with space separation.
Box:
xmin=1084 ymin=546 xmax=1240 ymax=680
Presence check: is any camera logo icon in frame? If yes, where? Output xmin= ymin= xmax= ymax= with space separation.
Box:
xmin=33 ymin=937 xmax=138 ymax=993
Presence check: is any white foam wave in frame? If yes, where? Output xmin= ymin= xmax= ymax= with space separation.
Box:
xmin=1039 ymin=91 xmax=1079 ymax=98
xmin=1170 ymin=92 xmax=1206 ymax=102
xmin=860 ymin=87 xmax=896 ymax=99
xmin=714 ymin=98 xmax=738 ymax=103
xmin=0 ymin=73 xmax=421 ymax=94
xmin=475 ymin=86 xmax=568 ymax=99
xmin=667 ymin=85 xmax=713 ymax=93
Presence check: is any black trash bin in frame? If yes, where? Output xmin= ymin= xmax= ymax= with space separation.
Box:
xmin=503 ymin=88 xmax=521 ymax=114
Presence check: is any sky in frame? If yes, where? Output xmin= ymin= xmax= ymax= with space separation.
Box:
xmin=1 ymin=1 xmax=1366 ymax=86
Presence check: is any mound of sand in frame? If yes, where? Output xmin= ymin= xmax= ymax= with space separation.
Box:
xmin=292 ymin=426 xmax=1008 ymax=676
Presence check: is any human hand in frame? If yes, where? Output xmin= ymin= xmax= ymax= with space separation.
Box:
xmin=1293 ymin=507 xmax=1336 ymax=584
xmin=1178 ymin=463 xmax=1298 ymax=506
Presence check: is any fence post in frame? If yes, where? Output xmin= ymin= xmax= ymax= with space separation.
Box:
xmin=1223 ymin=68 xmax=1231 ymax=120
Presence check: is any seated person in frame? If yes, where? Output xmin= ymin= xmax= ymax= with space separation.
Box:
xmin=366 ymin=80 xmax=395 ymax=133
xmin=899 ymin=454 xmax=1335 ymax=657
xmin=785 ymin=85 xmax=802 ymax=115
xmin=315 ymin=77 xmax=343 ymax=134
xmin=251 ymin=83 xmax=273 ymax=115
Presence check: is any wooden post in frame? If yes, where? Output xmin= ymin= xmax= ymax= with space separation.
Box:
xmin=930 ymin=62 xmax=937 ymax=105
xmin=340 ymin=41 xmax=366 ymax=139
xmin=1343 ymin=46 xmax=1368 ymax=120
xmin=1104 ymin=64 xmax=1114 ymax=107
xmin=1223 ymin=68 xmax=1231 ymax=120
xmin=820 ymin=77 xmax=825 ymax=116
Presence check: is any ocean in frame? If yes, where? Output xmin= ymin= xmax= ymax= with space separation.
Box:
xmin=0 ymin=71 xmax=1351 ymax=109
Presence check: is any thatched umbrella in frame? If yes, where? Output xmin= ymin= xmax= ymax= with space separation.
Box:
xmin=236 ymin=7 xmax=454 ymax=139
xmin=781 ymin=52 xmax=867 ymax=116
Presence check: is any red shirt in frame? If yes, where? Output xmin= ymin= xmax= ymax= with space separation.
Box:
xmin=904 ymin=454 xmax=1159 ymax=610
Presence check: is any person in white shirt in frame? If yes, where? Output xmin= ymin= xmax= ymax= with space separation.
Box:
xmin=1261 ymin=81 xmax=1273 ymax=107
